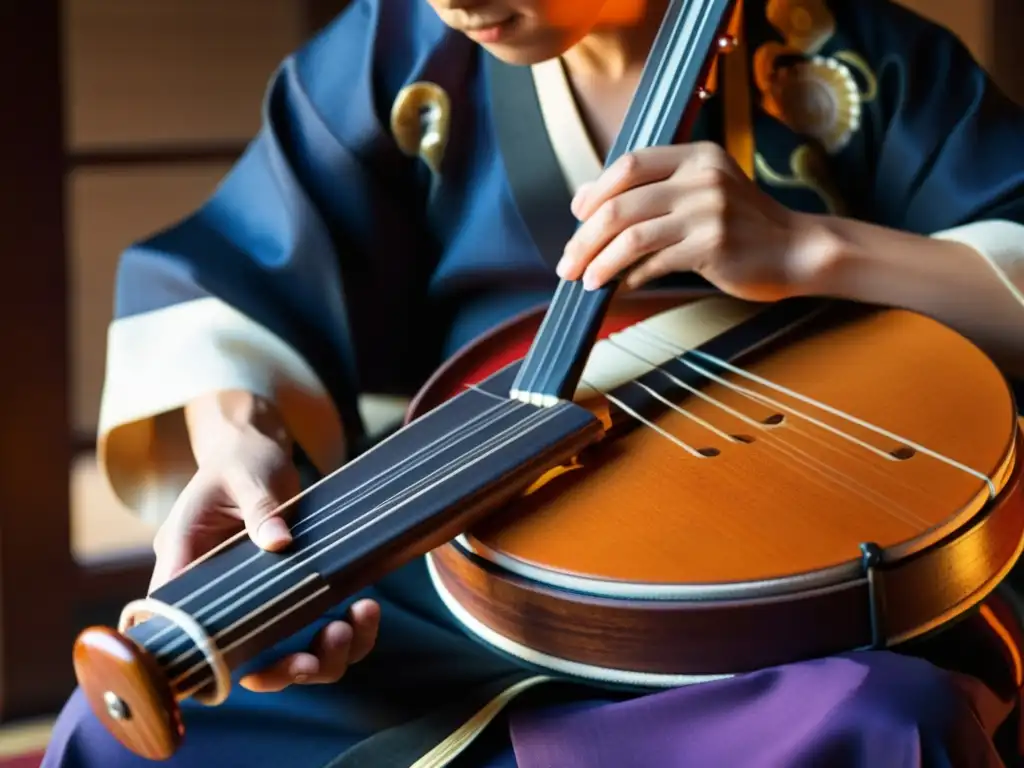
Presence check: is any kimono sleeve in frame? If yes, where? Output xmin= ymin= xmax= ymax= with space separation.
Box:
xmin=97 ymin=0 xmax=450 ymax=524
xmin=841 ymin=0 xmax=1024 ymax=297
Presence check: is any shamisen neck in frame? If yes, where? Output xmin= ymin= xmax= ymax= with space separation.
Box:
xmin=509 ymin=0 xmax=738 ymax=407
xmin=119 ymin=380 xmax=605 ymax=702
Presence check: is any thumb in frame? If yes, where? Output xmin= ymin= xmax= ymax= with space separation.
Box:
xmin=223 ymin=457 xmax=298 ymax=552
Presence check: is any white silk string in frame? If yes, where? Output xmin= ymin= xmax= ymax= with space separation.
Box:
xmin=134 ymin=398 xmax=524 ymax=655
xmin=630 ymin=325 xmax=999 ymax=497
xmin=146 ymin=320 xmax=1000 ymax=685
xmin=619 ymin=326 xmax=972 ymax=505
xmin=512 ymin=280 xmax=574 ymax=402
xmin=628 ymin=360 xmax=943 ymax=509
xmin=133 ymin=301 xmax=1014 ymax=694
xmin=174 ymin=575 xmax=330 ymax=698
xmin=593 ymin=376 xmax=925 ymax=529
xmin=139 ymin=400 xmax=571 ymax=670
xmin=596 ymin=380 xmax=926 ymax=532
xmin=165 ymin=363 xmax=908 ymax=698
xmin=591 ymin=341 xmax=932 ymax=530
xmin=119 ymin=596 xmax=233 ymax=705
xmin=162 ymin=398 xmax=518 ymax=614
xmin=595 ymin=338 xmax=933 ymax=530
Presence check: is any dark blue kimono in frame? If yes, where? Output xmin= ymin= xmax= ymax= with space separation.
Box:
xmin=44 ymin=0 xmax=1024 ymax=766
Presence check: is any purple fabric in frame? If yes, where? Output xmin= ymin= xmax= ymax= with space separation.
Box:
xmin=509 ymin=652 xmax=1012 ymax=768
xmin=44 ymin=586 xmax=1024 ymax=767
xmin=42 ymin=650 xmax=1017 ymax=767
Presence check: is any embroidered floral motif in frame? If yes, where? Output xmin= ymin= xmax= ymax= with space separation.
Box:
xmin=754 ymin=6 xmax=879 ymax=156
xmin=762 ymin=55 xmax=862 ymax=154
xmin=755 ymin=146 xmax=847 ymax=215
xmin=765 ymin=0 xmax=836 ymax=54
xmin=833 ymin=51 xmax=878 ymax=102
xmin=752 ymin=0 xmax=879 ymax=213
xmin=390 ymin=82 xmax=451 ymax=175
xmin=755 ymin=1 xmax=879 ymax=155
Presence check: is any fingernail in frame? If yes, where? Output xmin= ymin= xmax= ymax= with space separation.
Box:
xmin=582 ymin=271 xmax=599 ymax=291
xmin=571 ymin=184 xmax=590 ymax=217
xmin=256 ymin=517 xmax=291 ymax=549
xmin=556 ymin=251 xmax=576 ymax=278
xmin=291 ymin=656 xmax=319 ymax=677
xmin=328 ymin=620 xmax=354 ymax=643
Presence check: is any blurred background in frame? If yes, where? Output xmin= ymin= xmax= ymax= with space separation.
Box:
xmin=0 ymin=0 xmax=1021 ymax=763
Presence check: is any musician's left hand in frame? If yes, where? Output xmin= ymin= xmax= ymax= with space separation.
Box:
xmin=556 ymin=142 xmax=838 ymax=301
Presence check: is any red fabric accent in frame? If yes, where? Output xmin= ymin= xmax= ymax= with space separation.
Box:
xmin=0 ymin=752 xmax=43 ymax=767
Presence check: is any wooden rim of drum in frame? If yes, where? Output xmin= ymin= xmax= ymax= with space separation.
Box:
xmin=425 ymin=430 xmax=1024 ymax=681
xmin=425 ymin=552 xmax=737 ymax=689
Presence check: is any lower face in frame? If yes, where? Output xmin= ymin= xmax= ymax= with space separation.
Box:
xmin=425 ymin=1 xmax=609 ymax=65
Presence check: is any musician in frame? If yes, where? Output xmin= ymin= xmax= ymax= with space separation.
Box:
xmin=44 ymin=0 xmax=1024 ymax=765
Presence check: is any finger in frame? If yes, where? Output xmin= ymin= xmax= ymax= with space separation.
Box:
xmin=148 ymin=476 xmax=214 ymax=592
xmin=571 ymin=147 xmax=686 ymax=221
xmin=239 ymin=614 xmax=369 ymax=691
xmin=620 ymin=184 xmax=734 ymax=291
xmin=346 ymin=599 xmax=381 ymax=664
xmin=559 ymin=183 xmax=679 ymax=280
xmin=238 ymin=652 xmax=321 ymax=693
xmin=570 ymin=181 xmax=594 ymax=219
xmin=579 ymin=213 xmax=685 ymax=290
xmin=623 ymin=235 xmax=711 ymax=290
xmin=149 ymin=547 xmax=184 ymax=596
xmin=302 ymin=621 xmax=354 ymax=684
xmin=223 ymin=457 xmax=300 ymax=551
xmin=572 ymin=142 xmax=737 ymax=220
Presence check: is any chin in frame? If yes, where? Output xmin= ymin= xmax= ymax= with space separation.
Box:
xmin=477 ymin=27 xmax=582 ymax=66
xmin=480 ymin=43 xmax=557 ymax=65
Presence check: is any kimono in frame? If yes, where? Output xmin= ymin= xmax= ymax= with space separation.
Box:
xmin=44 ymin=0 xmax=1024 ymax=765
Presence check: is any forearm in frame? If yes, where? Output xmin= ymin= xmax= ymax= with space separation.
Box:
xmin=806 ymin=215 xmax=1024 ymax=378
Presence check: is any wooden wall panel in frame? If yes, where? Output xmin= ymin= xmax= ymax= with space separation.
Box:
xmin=896 ymin=0 xmax=991 ymax=64
xmin=68 ymin=164 xmax=232 ymax=432
xmin=63 ymin=0 xmax=305 ymax=149
xmin=896 ymin=0 xmax=1023 ymax=103
xmin=992 ymin=0 xmax=1024 ymax=105
xmin=71 ymin=454 xmax=153 ymax=558
xmin=0 ymin=0 xmax=76 ymax=720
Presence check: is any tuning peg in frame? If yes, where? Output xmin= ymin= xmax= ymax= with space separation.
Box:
xmin=717 ymin=34 xmax=738 ymax=53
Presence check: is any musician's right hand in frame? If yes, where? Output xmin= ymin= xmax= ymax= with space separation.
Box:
xmin=148 ymin=390 xmax=381 ymax=693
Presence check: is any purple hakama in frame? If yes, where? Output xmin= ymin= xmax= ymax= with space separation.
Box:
xmin=509 ymin=653 xmax=1011 ymax=767
xmin=43 ymin=570 xmax=1024 ymax=768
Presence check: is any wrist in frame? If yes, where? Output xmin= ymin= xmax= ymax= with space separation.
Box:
xmin=785 ymin=212 xmax=850 ymax=297
xmin=185 ymin=390 xmax=291 ymax=467
xmin=792 ymin=214 xmax=983 ymax=305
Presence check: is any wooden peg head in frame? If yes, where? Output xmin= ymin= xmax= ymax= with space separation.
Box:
xmin=73 ymin=626 xmax=184 ymax=761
